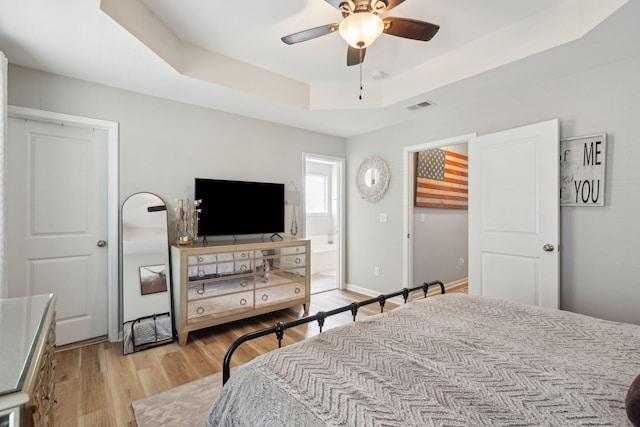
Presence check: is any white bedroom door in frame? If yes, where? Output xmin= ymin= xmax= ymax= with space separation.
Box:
xmin=468 ymin=119 xmax=560 ymax=308
xmin=7 ymin=117 xmax=109 ymax=345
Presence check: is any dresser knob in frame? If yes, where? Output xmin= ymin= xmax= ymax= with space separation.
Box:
xmin=198 ymin=256 xmax=204 ymax=262
xmin=240 ymin=280 xmax=248 ymax=287
xmin=294 ymin=287 xmax=301 ymax=294
xmin=197 ymin=286 xmax=205 ymax=295
xmin=262 ymin=294 xmax=269 ymax=301
xmin=240 ymin=298 xmax=247 ymax=306
xmin=196 ymin=307 xmax=205 ymax=315
xmin=295 ymin=257 xmax=301 ymax=264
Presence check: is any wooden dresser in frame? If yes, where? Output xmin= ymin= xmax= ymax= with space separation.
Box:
xmin=0 ymin=294 xmax=57 ymax=427
xmin=171 ymin=239 xmax=310 ymax=345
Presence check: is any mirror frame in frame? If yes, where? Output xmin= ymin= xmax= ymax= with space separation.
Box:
xmin=120 ymin=192 xmax=175 ymax=354
xmin=356 ymin=155 xmax=390 ymax=203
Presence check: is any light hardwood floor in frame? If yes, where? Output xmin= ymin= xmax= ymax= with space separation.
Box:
xmin=53 ymin=284 xmax=467 ymax=426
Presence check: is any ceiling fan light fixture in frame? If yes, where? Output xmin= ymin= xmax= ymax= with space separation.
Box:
xmin=339 ymin=12 xmax=384 ymax=49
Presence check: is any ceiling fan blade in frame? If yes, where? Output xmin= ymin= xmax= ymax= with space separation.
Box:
xmin=382 ymin=17 xmax=440 ymax=41
xmin=281 ymin=23 xmax=339 ymax=45
xmin=347 ymin=46 xmax=366 ymax=66
xmin=325 ymin=0 xmax=351 ymax=17
xmin=325 ymin=0 xmax=345 ymax=9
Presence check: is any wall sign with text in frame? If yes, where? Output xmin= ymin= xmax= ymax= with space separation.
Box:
xmin=560 ymin=133 xmax=606 ymax=206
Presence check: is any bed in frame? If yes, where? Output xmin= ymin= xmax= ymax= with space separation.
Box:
xmin=205 ymin=292 xmax=640 ymax=426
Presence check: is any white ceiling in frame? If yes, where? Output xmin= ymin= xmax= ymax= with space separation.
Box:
xmin=0 ymin=0 xmax=634 ymax=137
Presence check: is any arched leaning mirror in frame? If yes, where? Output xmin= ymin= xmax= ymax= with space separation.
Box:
xmin=121 ymin=192 xmax=174 ymax=354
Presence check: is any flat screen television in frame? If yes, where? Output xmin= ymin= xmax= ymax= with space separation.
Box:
xmin=195 ymin=178 xmax=285 ymax=237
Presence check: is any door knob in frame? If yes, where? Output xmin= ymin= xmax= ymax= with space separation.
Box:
xmin=543 ymin=244 xmax=554 ymax=252
xmin=97 ymin=240 xmax=107 ymax=247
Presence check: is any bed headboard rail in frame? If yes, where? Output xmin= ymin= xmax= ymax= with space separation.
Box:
xmin=222 ymin=280 xmax=444 ymax=384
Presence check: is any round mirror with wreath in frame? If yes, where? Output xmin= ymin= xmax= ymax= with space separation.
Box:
xmin=356 ymin=155 xmax=390 ymax=203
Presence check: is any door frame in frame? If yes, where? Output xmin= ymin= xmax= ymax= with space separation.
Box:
xmin=302 ymin=153 xmax=345 ymax=290
xmin=402 ymin=133 xmax=476 ymax=288
xmin=8 ymin=105 xmax=120 ymax=342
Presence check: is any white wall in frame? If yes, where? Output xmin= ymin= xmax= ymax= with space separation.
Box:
xmin=412 ymin=209 xmax=468 ymax=285
xmin=7 ymin=65 xmax=346 ymax=324
xmin=7 ymin=65 xmax=346 ymax=244
xmin=346 ymin=45 xmax=640 ymax=324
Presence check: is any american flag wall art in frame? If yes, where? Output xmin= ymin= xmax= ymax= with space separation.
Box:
xmin=415 ymin=148 xmax=468 ymax=209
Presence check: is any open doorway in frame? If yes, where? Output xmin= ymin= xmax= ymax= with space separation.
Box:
xmin=402 ymin=134 xmax=475 ymax=291
xmin=303 ymin=154 xmax=344 ymax=294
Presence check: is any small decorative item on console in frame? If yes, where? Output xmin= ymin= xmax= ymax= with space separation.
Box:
xmin=175 ymin=198 xmax=201 ymax=245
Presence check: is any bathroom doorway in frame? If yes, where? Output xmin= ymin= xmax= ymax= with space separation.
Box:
xmin=303 ymin=154 xmax=344 ymax=294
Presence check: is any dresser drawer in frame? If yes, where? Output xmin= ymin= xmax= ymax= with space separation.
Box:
xmin=279 ymin=245 xmax=306 ymax=255
xmin=272 ymin=254 xmax=306 ymax=271
xmin=188 ymin=264 xmax=217 ymax=281
xmin=187 ymin=254 xmax=217 ymax=265
xmin=255 ymin=270 xmax=305 ymax=289
xmin=255 ymin=283 xmax=305 ymax=307
xmin=187 ymin=291 xmax=254 ymax=322
xmin=188 ymin=277 xmax=254 ymax=301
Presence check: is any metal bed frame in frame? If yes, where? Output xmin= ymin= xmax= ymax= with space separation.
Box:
xmin=222 ymin=280 xmax=445 ymax=384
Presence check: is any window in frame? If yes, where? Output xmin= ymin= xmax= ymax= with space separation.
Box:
xmin=305 ymin=175 xmax=328 ymax=215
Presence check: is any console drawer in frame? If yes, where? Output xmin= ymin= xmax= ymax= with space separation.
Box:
xmin=255 ymin=283 xmax=305 ymax=307
xmin=279 ymin=245 xmax=306 ymax=255
xmin=255 ymin=270 xmax=305 ymax=289
xmin=187 ymin=254 xmax=217 ymax=265
xmin=187 ymin=291 xmax=254 ymax=322
xmin=188 ymin=277 xmax=254 ymax=301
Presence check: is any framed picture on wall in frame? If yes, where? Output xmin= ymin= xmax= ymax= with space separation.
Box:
xmin=560 ymin=133 xmax=606 ymax=206
xmin=139 ymin=265 xmax=167 ymax=295
xmin=415 ymin=148 xmax=468 ymax=209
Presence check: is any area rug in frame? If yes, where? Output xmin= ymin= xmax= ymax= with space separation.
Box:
xmin=133 ymin=370 xmax=227 ymax=427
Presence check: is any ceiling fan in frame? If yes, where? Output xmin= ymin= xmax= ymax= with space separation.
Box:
xmin=281 ymin=0 xmax=440 ymax=66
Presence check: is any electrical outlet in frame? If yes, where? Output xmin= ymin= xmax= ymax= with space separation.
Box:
xmin=459 ymin=257 xmax=465 ymax=269
xmin=374 ymin=266 xmax=380 ymax=276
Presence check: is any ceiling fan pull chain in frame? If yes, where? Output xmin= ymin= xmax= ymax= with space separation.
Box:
xmin=359 ymin=49 xmax=363 ymax=100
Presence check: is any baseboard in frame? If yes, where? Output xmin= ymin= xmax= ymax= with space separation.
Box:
xmin=344 ymin=278 xmax=468 ymax=305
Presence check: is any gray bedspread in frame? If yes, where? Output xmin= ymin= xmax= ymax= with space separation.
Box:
xmin=205 ymin=294 xmax=640 ymax=426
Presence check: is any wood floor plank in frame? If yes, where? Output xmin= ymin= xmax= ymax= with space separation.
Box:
xmin=53 ymin=286 xmax=466 ymax=425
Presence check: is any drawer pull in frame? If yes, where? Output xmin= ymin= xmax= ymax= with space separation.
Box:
xmin=241 ymin=252 xmax=247 ymax=258
xmin=294 ymin=287 xmax=301 ymax=294
xmin=198 ymin=270 xmax=204 ymax=278
xmin=240 ymin=280 xmax=248 ymax=287
xmin=240 ymin=264 xmax=248 ymax=272
xmin=296 ymin=247 xmax=301 ymax=253
xmin=197 ymin=285 xmax=205 ymax=295
xmin=198 ymin=256 xmax=204 ymax=262
xmin=262 ymin=250 xmax=268 ymax=256
xmin=240 ymin=298 xmax=247 ymax=306
xmin=295 ymin=257 xmax=301 ymax=264
xmin=262 ymin=294 xmax=269 ymax=301
xmin=196 ymin=306 xmax=205 ymax=315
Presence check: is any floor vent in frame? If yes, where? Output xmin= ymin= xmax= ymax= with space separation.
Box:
xmin=406 ymin=101 xmax=432 ymax=111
